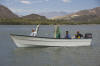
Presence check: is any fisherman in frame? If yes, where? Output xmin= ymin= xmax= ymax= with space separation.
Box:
xmin=30 ymin=28 xmax=37 ymax=37
xmin=65 ymin=31 xmax=71 ymax=39
xmin=75 ymin=31 xmax=83 ymax=39
xmin=54 ymin=25 xmax=61 ymax=39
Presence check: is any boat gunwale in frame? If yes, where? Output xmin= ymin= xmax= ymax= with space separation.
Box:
xmin=10 ymin=34 xmax=92 ymax=40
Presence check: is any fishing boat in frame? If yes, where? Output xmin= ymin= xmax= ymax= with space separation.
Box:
xmin=10 ymin=25 xmax=92 ymax=47
xmin=10 ymin=34 xmax=92 ymax=47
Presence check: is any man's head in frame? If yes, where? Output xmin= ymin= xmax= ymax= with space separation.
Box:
xmin=66 ymin=31 xmax=69 ymax=34
xmin=77 ymin=31 xmax=80 ymax=33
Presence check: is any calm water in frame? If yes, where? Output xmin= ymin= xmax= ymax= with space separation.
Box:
xmin=0 ymin=25 xmax=100 ymax=66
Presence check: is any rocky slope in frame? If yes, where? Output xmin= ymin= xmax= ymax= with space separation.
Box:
xmin=0 ymin=5 xmax=46 ymax=20
xmin=0 ymin=5 xmax=18 ymax=18
xmin=52 ymin=7 xmax=100 ymax=21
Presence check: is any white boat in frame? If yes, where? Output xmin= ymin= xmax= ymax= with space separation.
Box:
xmin=10 ymin=34 xmax=92 ymax=47
xmin=10 ymin=25 xmax=92 ymax=47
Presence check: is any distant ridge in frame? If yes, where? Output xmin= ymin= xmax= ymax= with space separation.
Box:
xmin=22 ymin=14 xmax=46 ymax=20
xmin=0 ymin=4 xmax=100 ymax=25
xmin=0 ymin=5 xmax=46 ymax=20
xmin=0 ymin=5 xmax=18 ymax=18
xmin=52 ymin=7 xmax=100 ymax=21
xmin=38 ymin=12 xmax=68 ymax=18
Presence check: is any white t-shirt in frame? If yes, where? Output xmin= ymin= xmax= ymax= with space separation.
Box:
xmin=30 ymin=31 xmax=37 ymax=37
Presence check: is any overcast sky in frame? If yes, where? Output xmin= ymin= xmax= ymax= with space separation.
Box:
xmin=0 ymin=0 xmax=100 ymax=16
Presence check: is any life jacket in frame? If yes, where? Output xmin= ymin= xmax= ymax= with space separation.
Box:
xmin=75 ymin=34 xmax=81 ymax=39
xmin=77 ymin=36 xmax=81 ymax=39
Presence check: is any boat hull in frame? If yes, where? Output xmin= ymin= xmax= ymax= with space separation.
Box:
xmin=10 ymin=34 xmax=92 ymax=47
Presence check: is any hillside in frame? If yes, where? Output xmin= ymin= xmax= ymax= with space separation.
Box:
xmin=52 ymin=7 xmax=100 ymax=21
xmin=22 ymin=14 xmax=46 ymax=20
xmin=0 ymin=5 xmax=46 ymax=20
xmin=0 ymin=5 xmax=18 ymax=18
xmin=0 ymin=4 xmax=100 ymax=25
xmin=38 ymin=12 xmax=68 ymax=18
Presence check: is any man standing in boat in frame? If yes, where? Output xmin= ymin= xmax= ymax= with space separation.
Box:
xmin=54 ymin=25 xmax=60 ymax=39
xmin=30 ymin=25 xmax=40 ymax=37
xmin=30 ymin=28 xmax=37 ymax=37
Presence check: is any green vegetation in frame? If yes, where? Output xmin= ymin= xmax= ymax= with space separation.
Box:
xmin=0 ymin=18 xmax=100 ymax=25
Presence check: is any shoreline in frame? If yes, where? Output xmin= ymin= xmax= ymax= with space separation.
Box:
xmin=0 ymin=24 xmax=100 ymax=25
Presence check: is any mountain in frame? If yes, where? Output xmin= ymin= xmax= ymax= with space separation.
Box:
xmin=0 ymin=5 xmax=18 ymax=18
xmin=22 ymin=14 xmax=46 ymax=20
xmin=38 ymin=12 xmax=68 ymax=18
xmin=52 ymin=7 xmax=100 ymax=21
xmin=0 ymin=5 xmax=46 ymax=20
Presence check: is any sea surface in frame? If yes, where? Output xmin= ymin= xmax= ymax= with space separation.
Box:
xmin=0 ymin=25 xmax=100 ymax=66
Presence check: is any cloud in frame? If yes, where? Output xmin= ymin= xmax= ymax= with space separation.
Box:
xmin=19 ymin=0 xmax=48 ymax=4
xmin=20 ymin=0 xmax=31 ymax=4
xmin=62 ymin=0 xmax=71 ymax=3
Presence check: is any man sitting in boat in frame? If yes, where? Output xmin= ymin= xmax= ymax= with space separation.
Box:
xmin=75 ymin=31 xmax=83 ymax=39
xmin=30 ymin=28 xmax=37 ymax=37
xmin=65 ymin=31 xmax=71 ymax=39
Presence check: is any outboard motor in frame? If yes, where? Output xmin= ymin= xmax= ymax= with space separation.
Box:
xmin=84 ymin=33 xmax=92 ymax=39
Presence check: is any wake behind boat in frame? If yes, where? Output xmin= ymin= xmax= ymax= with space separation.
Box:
xmin=10 ymin=34 xmax=92 ymax=47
